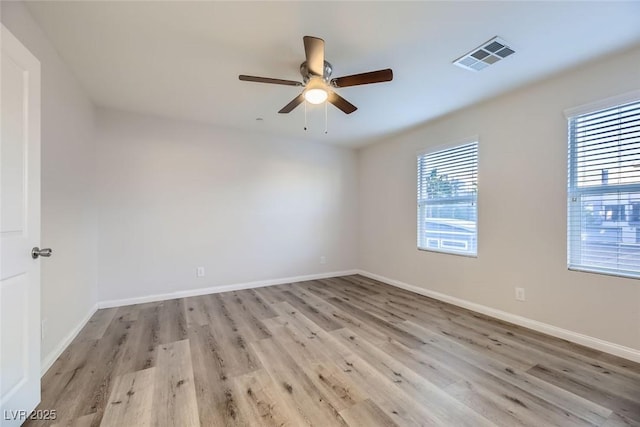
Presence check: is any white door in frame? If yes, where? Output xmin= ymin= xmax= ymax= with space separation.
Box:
xmin=0 ymin=25 xmax=42 ymax=427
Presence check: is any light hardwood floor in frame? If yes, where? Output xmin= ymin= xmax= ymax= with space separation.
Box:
xmin=27 ymin=275 xmax=640 ymax=426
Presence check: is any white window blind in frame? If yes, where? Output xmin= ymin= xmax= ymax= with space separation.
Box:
xmin=568 ymin=98 xmax=640 ymax=278
xmin=417 ymin=141 xmax=478 ymax=256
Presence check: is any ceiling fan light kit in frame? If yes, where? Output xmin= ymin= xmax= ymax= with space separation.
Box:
xmin=303 ymin=77 xmax=328 ymax=104
xmin=239 ymin=36 xmax=393 ymax=132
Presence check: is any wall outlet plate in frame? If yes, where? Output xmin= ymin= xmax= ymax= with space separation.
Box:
xmin=515 ymin=287 xmax=525 ymax=301
xmin=196 ymin=267 xmax=205 ymax=277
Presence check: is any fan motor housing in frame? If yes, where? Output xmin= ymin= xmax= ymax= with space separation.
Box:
xmin=300 ymin=60 xmax=332 ymax=84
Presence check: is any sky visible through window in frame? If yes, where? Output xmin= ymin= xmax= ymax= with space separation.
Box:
xmin=574 ymin=102 xmax=640 ymax=188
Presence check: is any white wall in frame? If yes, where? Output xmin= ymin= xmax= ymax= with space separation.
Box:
xmin=95 ymin=109 xmax=357 ymax=302
xmin=358 ymin=46 xmax=640 ymax=352
xmin=1 ymin=2 xmax=97 ymax=366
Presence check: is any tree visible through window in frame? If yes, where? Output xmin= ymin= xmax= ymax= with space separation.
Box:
xmin=418 ymin=142 xmax=478 ymax=256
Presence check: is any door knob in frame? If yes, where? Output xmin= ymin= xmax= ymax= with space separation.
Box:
xmin=32 ymin=247 xmax=52 ymax=259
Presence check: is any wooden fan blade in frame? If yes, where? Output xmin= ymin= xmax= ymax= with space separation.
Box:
xmin=239 ymin=75 xmax=302 ymax=86
xmin=330 ymin=69 xmax=393 ymax=88
xmin=303 ymin=36 xmax=325 ymax=76
xmin=278 ymin=93 xmax=305 ymax=114
xmin=327 ymin=91 xmax=357 ymax=114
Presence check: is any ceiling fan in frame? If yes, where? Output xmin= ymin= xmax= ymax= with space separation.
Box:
xmin=239 ymin=36 xmax=393 ymax=115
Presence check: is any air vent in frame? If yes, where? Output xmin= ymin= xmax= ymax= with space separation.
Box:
xmin=453 ymin=37 xmax=514 ymax=72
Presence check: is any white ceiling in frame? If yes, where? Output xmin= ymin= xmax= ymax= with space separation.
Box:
xmin=26 ymin=1 xmax=640 ymax=148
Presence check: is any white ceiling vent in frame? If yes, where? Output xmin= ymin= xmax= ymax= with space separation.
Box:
xmin=453 ymin=37 xmax=515 ymax=71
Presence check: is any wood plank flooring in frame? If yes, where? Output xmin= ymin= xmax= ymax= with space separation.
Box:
xmin=26 ymin=275 xmax=640 ymax=426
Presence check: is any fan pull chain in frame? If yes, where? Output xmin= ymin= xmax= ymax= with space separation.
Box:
xmin=324 ymin=100 xmax=328 ymax=134
xmin=304 ymin=100 xmax=308 ymax=131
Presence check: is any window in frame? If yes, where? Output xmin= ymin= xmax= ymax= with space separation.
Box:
xmin=417 ymin=141 xmax=478 ymax=256
xmin=567 ymin=98 xmax=640 ymax=278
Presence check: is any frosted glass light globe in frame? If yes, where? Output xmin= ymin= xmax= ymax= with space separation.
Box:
xmin=304 ymin=88 xmax=328 ymax=104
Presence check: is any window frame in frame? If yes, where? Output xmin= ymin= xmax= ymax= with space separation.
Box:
xmin=566 ymin=91 xmax=640 ymax=279
xmin=417 ymin=138 xmax=479 ymax=257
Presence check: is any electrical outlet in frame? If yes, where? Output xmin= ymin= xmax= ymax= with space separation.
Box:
xmin=320 ymin=256 xmax=326 ymax=264
xmin=196 ymin=267 xmax=205 ymax=278
xmin=515 ymin=287 xmax=525 ymax=301
xmin=41 ymin=319 xmax=47 ymax=341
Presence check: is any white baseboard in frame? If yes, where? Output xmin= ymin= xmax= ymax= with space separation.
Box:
xmin=48 ymin=268 xmax=638 ymax=380
xmin=356 ymin=269 xmax=640 ymax=364
xmin=41 ymin=303 xmax=99 ymax=376
xmin=98 ymin=269 xmax=360 ymax=309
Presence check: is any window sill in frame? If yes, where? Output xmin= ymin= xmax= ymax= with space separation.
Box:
xmin=568 ymin=266 xmax=640 ymax=280
xmin=418 ymin=247 xmax=478 ymax=258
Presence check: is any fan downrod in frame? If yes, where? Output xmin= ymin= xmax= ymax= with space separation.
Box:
xmin=300 ymin=60 xmax=332 ymax=84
